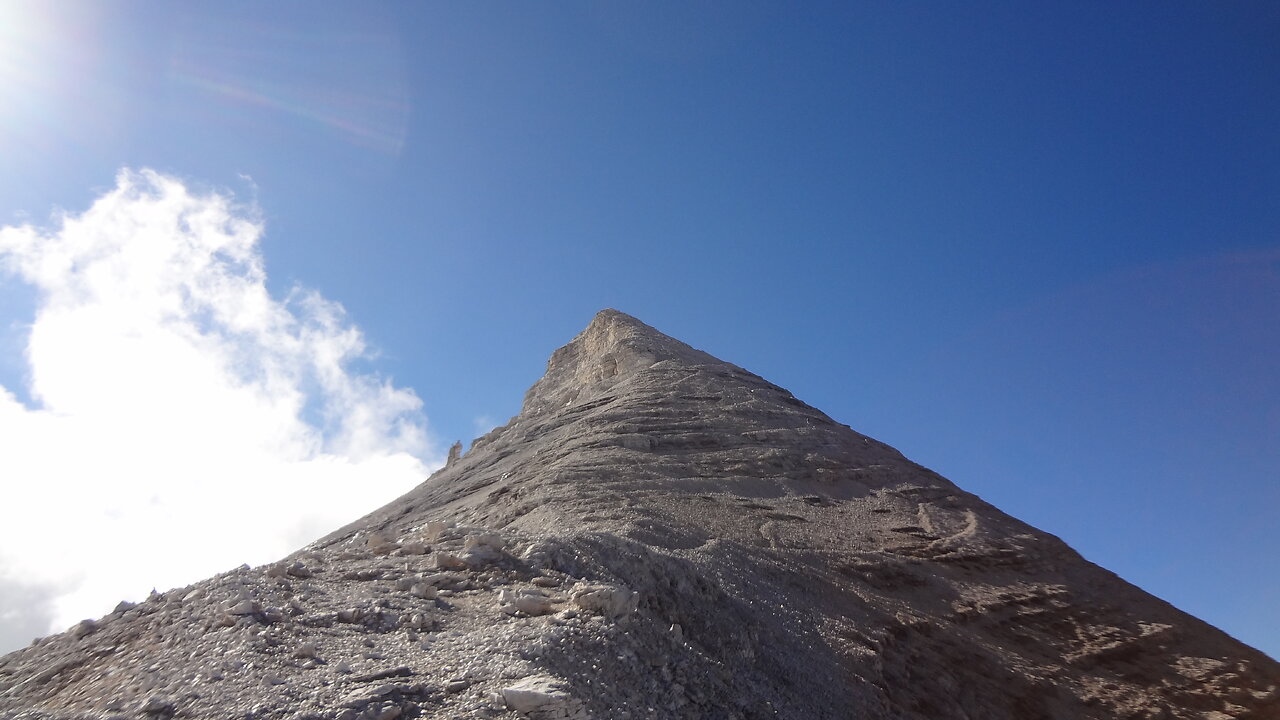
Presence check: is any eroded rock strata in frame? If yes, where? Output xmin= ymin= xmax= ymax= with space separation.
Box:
xmin=2 ymin=309 xmax=1276 ymax=719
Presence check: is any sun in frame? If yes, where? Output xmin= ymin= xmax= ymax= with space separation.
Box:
xmin=0 ymin=1 xmax=75 ymax=127
xmin=0 ymin=1 xmax=114 ymax=160
xmin=0 ymin=2 xmax=46 ymax=116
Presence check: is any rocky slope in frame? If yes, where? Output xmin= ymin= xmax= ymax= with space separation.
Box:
xmin=1 ymin=309 xmax=1276 ymax=719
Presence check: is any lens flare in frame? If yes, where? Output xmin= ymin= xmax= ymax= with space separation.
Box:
xmin=164 ymin=15 xmax=412 ymax=157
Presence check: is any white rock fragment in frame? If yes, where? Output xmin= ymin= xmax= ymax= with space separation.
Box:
xmin=398 ymin=541 xmax=428 ymax=556
xmin=70 ymin=619 xmax=97 ymax=639
xmin=458 ymin=532 xmax=505 ymax=568
xmin=418 ymin=572 xmax=454 ymax=587
xmin=403 ymin=612 xmax=434 ymax=631
xmin=571 ymin=584 xmax=638 ymax=619
xmin=501 ymin=675 xmax=569 ymax=713
xmin=498 ymin=588 xmax=557 ymax=616
xmin=227 ymin=599 xmax=260 ymax=615
xmin=464 ymin=532 xmax=504 ymax=551
xmin=410 ymin=583 xmax=438 ymax=600
xmin=434 ymin=553 xmax=468 ymax=570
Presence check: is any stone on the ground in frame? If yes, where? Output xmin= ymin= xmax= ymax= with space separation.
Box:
xmin=571 ymin=584 xmax=638 ymax=619
xmin=501 ymin=676 xmax=569 ymax=713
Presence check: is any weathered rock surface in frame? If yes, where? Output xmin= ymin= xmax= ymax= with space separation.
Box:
xmin=1 ymin=308 xmax=1276 ymax=719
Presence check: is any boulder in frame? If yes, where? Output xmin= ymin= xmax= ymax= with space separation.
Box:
xmin=501 ymin=676 xmax=569 ymax=713
xmin=571 ymin=584 xmax=638 ymax=619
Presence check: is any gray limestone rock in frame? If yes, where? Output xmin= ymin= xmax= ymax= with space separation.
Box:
xmin=0 ymin=309 xmax=1276 ymax=719
xmin=501 ymin=675 xmax=569 ymax=712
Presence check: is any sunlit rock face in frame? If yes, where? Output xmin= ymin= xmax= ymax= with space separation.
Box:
xmin=2 ymin=309 xmax=1276 ymax=719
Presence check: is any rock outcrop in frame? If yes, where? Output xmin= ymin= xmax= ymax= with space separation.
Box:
xmin=1 ymin=308 xmax=1276 ymax=719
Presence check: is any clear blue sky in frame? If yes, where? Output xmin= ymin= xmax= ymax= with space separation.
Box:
xmin=1 ymin=2 xmax=1276 ymax=658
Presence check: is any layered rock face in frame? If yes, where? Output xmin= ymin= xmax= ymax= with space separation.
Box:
xmin=2 ymin=309 xmax=1276 ymax=719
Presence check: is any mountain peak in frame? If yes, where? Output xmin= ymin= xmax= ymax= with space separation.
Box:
xmin=522 ymin=309 xmax=722 ymax=415
xmin=4 ymin=312 xmax=1276 ymax=720
xmin=576 ymin=308 xmax=719 ymax=367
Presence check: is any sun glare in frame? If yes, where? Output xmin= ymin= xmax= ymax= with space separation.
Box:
xmin=0 ymin=2 xmax=52 ymax=122
xmin=0 ymin=1 xmax=101 ymax=149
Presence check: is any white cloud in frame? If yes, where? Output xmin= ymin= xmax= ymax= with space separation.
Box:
xmin=0 ymin=169 xmax=439 ymax=652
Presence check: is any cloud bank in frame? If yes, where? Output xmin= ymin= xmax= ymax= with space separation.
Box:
xmin=0 ymin=170 xmax=438 ymax=653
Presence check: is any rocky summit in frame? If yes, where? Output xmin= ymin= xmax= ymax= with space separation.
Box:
xmin=1 ymin=308 xmax=1276 ymax=720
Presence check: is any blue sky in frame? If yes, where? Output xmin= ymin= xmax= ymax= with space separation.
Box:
xmin=0 ymin=2 xmax=1276 ymax=658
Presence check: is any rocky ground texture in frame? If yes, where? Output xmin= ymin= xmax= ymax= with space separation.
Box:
xmin=2 ymin=309 xmax=1277 ymax=719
